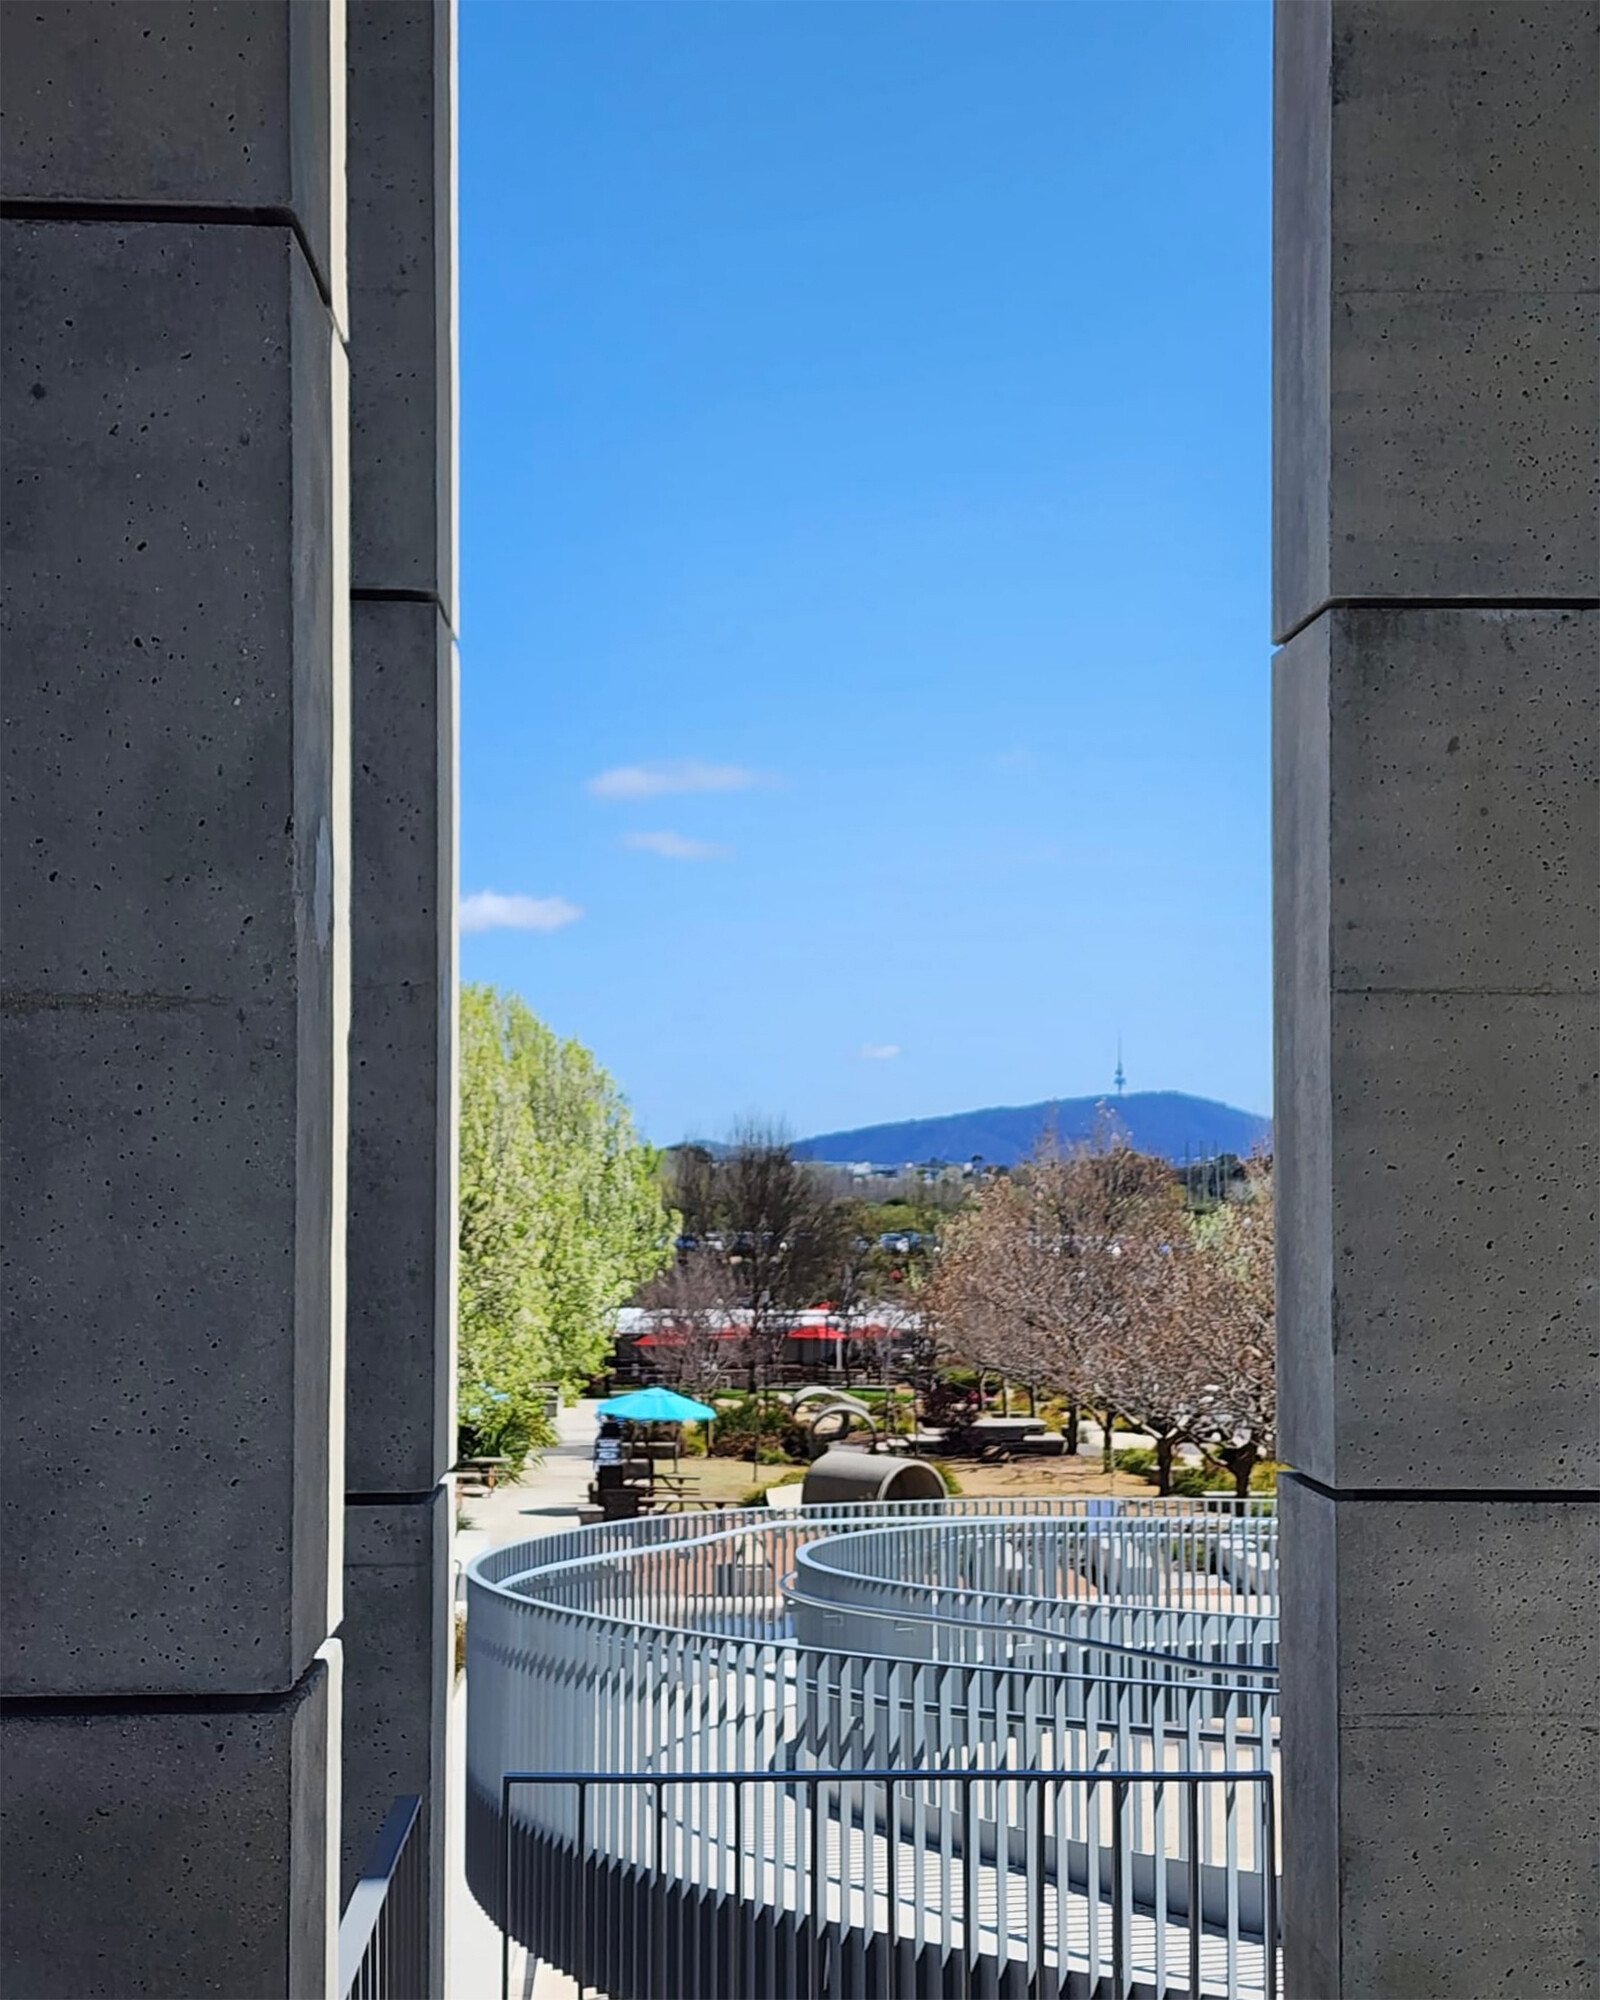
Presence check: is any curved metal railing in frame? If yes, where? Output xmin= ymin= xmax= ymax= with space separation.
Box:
xmin=467 ymin=1497 xmax=1281 ymax=1997
xmin=788 ymin=1510 xmax=1278 ymax=1674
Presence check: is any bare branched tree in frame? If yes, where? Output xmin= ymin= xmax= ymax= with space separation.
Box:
xmin=662 ymin=1126 xmax=844 ymax=1459
xmin=634 ymin=1254 xmax=745 ymax=1397
xmin=1184 ymin=1158 xmax=1276 ymax=1494
xmin=928 ymin=1129 xmax=1276 ymax=1494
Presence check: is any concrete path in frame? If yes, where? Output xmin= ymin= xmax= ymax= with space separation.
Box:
xmin=454 ymin=1397 xmax=601 ymax=1581
xmin=448 ymin=1403 xmax=600 ymax=1998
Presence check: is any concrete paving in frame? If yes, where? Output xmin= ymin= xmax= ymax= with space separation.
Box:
xmin=448 ymin=1403 xmax=601 ymax=1998
xmin=454 ymin=1397 xmax=601 ymax=1586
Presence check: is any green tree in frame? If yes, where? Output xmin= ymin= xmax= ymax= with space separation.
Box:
xmin=458 ymin=985 xmax=673 ymax=1461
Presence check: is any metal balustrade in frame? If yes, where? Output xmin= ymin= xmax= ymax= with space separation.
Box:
xmin=499 ymin=1767 xmax=1278 ymax=2000
xmin=789 ymin=1512 xmax=1277 ymax=1673
xmin=466 ymin=1497 xmax=1280 ymax=1999
xmin=338 ymin=1794 xmax=426 ymax=2000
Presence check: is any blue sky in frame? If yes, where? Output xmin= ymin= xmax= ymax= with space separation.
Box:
xmin=459 ymin=0 xmax=1272 ymax=1146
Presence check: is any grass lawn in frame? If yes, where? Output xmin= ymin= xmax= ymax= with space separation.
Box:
xmin=666 ymin=1458 xmax=805 ymax=1506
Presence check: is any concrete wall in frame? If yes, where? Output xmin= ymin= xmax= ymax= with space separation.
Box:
xmin=1272 ymin=5 xmax=1600 ymax=1995
xmin=1 ymin=3 xmax=349 ymax=1991
xmin=341 ymin=5 xmax=458 ymax=1994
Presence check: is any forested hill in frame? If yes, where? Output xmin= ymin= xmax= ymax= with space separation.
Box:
xmin=794 ymin=1092 xmax=1270 ymax=1169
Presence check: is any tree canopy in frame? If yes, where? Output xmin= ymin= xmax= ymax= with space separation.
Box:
xmin=928 ymin=1135 xmax=1275 ymax=1493
xmin=458 ymin=985 xmax=674 ymax=1457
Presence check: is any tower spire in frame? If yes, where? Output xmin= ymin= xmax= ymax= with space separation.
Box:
xmin=1113 ymin=1036 xmax=1126 ymax=1097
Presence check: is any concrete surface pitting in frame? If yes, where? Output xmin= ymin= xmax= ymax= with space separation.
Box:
xmin=340 ymin=6 xmax=458 ymax=1989
xmin=1273 ymin=4 xmax=1600 ymax=1995
xmin=2 ymin=3 xmax=459 ymax=1993
xmin=1 ymin=3 xmax=349 ymax=1988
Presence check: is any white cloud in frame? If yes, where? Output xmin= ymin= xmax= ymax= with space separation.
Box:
xmin=859 ymin=1043 xmax=902 ymax=1061
xmin=588 ymin=760 xmax=760 ymax=801
xmin=623 ymin=830 xmax=732 ymax=862
xmin=459 ymin=891 xmax=582 ymax=935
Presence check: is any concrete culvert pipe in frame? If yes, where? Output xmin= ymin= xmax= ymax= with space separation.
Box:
xmin=802 ymin=1450 xmax=947 ymax=1506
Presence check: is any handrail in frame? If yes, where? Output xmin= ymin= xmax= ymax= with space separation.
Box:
xmin=466 ymin=1496 xmax=1284 ymax=1998
xmin=337 ymin=1794 xmax=424 ymax=2000
xmin=498 ymin=1765 xmax=1281 ymax=2000
xmin=779 ymin=1571 xmax=1281 ymax=1681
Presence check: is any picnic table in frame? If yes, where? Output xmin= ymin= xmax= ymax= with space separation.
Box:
xmin=966 ymin=1417 xmax=1048 ymax=1462
xmin=451 ymin=1455 xmax=511 ymax=1490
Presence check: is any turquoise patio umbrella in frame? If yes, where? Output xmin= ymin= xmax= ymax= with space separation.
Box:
xmin=597 ymin=1386 xmax=716 ymax=1423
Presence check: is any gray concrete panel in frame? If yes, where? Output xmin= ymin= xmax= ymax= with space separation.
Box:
xmin=1325 ymin=989 xmax=1597 ymax=1489
xmin=0 ymin=1 xmax=342 ymax=313
xmin=1278 ymin=1476 xmax=1340 ymax=2000
xmin=1276 ymin=986 xmax=1600 ymax=1491
xmin=0 ymin=1654 xmax=336 ymax=1999
xmin=1327 ymin=2 xmax=1599 ymax=298
xmin=1275 ymin=609 xmax=1600 ymax=1489
xmin=348 ymin=0 xmax=457 ymax=613
xmin=1336 ymin=1713 xmax=1599 ymax=2000
xmin=1326 ymin=284 xmax=1598 ymax=605
xmin=1323 ymin=1494 xmax=1597 ymax=1720
xmin=1327 ymin=608 xmax=1598 ymax=997
xmin=346 ymin=599 xmax=455 ymax=1493
xmin=346 ymin=965 xmax=455 ymax=1491
xmin=2 ymin=221 xmax=334 ymax=1004
xmin=1272 ymin=618 xmax=1336 ymax=1483
xmin=0 ymin=1005 xmax=332 ymax=1696
xmin=1272 ymin=0 xmax=1600 ymax=636
xmin=1 ymin=220 xmax=345 ymax=1694
xmin=1275 ymin=3 xmax=1600 ymax=1989
xmin=1271 ymin=0 xmax=1331 ymax=643
xmin=342 ymin=13 xmax=457 ymax=1981
xmin=1282 ymin=1481 xmax=1599 ymax=1999
xmin=342 ymin=1490 xmax=451 ymax=1994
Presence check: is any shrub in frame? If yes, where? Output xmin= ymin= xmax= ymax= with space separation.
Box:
xmin=1112 ymin=1447 xmax=1158 ymax=1479
xmin=1169 ymin=1464 xmax=1234 ymax=1498
xmin=457 ymin=1384 xmax=557 ymax=1472
xmin=923 ymin=1377 xmax=983 ymax=1437
xmin=705 ymin=1395 xmax=807 ymax=1463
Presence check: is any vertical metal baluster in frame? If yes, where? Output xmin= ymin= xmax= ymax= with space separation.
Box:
xmin=500 ymin=1777 xmax=513 ymax=2000
xmin=653 ymin=1782 xmax=667 ymax=2000
xmin=1028 ymin=1777 xmax=1045 ymax=2000
xmin=1264 ymin=1775 xmax=1280 ymax=2000
xmin=961 ymin=1772 xmax=976 ymax=2000
xmin=1225 ymin=1774 xmax=1240 ymax=2000
xmin=884 ymin=1774 xmax=898 ymax=2000
xmin=1084 ymin=1772 xmax=1101 ymax=1983
xmin=1111 ymin=1778 xmax=1128 ymax=2000
xmin=1188 ymin=1780 xmax=1202 ymax=2000
xmin=575 ymin=1781 xmax=588 ymax=2000
xmin=733 ymin=1779 xmax=748 ymax=2000
xmin=809 ymin=1773 xmax=824 ymax=1998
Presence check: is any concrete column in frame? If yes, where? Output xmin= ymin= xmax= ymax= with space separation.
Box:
xmin=1273 ymin=5 xmax=1599 ymax=1996
xmin=341 ymin=5 xmax=457 ymax=1993
xmin=1 ymin=4 xmax=349 ymax=1995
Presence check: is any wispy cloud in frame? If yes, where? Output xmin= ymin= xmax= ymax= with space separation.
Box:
xmin=858 ymin=1043 xmax=902 ymax=1061
xmin=588 ymin=760 xmax=761 ymax=801
xmin=623 ymin=830 xmax=732 ymax=862
xmin=991 ymin=748 xmax=1037 ymax=774
xmin=460 ymin=891 xmax=582 ymax=935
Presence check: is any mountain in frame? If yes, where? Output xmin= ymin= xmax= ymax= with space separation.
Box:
xmin=793 ymin=1092 xmax=1270 ymax=1170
